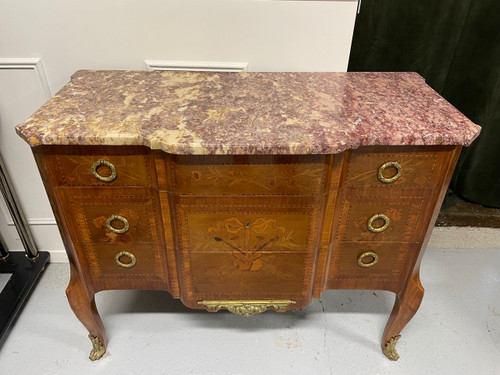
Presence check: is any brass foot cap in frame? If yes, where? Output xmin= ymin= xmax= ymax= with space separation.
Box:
xmin=382 ymin=335 xmax=401 ymax=361
xmin=88 ymin=334 xmax=106 ymax=361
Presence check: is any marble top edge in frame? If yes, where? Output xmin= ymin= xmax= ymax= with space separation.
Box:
xmin=16 ymin=70 xmax=481 ymax=155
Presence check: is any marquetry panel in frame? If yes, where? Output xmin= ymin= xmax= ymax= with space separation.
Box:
xmin=335 ymin=189 xmax=428 ymax=243
xmin=345 ymin=146 xmax=454 ymax=188
xmin=73 ymin=242 xmax=169 ymax=291
xmin=57 ymin=187 xmax=163 ymax=244
xmin=183 ymin=213 xmax=311 ymax=254
xmin=173 ymin=195 xmax=320 ymax=307
xmin=175 ymin=196 xmax=317 ymax=251
xmin=168 ymin=154 xmax=327 ymax=195
xmin=327 ymin=242 xmax=419 ymax=293
xmin=185 ymin=252 xmax=311 ymax=299
xmin=41 ymin=145 xmax=154 ymax=186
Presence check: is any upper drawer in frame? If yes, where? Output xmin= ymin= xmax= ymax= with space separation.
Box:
xmin=167 ymin=154 xmax=327 ymax=195
xmin=57 ymin=187 xmax=163 ymax=244
xmin=39 ymin=146 xmax=155 ymax=186
xmin=345 ymin=146 xmax=455 ymax=188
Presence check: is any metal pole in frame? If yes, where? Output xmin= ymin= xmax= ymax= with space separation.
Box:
xmin=0 ymin=232 xmax=8 ymax=261
xmin=0 ymin=154 xmax=38 ymax=260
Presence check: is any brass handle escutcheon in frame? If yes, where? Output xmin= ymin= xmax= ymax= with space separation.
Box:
xmin=357 ymin=251 xmax=379 ymax=268
xmin=91 ymin=159 xmax=117 ymax=182
xmin=378 ymin=161 xmax=402 ymax=183
xmin=115 ymin=251 xmax=136 ymax=268
xmin=106 ymin=215 xmax=129 ymax=234
xmin=367 ymin=213 xmax=390 ymax=233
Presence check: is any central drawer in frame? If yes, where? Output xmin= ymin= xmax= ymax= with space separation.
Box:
xmin=167 ymin=154 xmax=327 ymax=195
xmin=173 ymin=195 xmax=321 ymax=308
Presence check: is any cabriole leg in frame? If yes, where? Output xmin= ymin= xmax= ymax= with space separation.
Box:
xmin=382 ymin=274 xmax=424 ymax=361
xmin=65 ymin=263 xmax=107 ymax=361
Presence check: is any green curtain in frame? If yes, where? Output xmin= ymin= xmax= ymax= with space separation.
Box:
xmin=348 ymin=0 xmax=500 ymax=207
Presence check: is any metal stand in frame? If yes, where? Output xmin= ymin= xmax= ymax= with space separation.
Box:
xmin=0 ymin=154 xmax=39 ymax=260
xmin=0 ymin=236 xmax=8 ymax=261
xmin=0 ymin=153 xmax=50 ymax=347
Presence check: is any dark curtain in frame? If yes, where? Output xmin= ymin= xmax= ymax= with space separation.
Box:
xmin=348 ymin=0 xmax=500 ymax=207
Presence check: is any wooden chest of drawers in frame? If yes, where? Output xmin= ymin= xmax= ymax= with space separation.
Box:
xmin=17 ymin=71 xmax=480 ymax=362
xmin=33 ymin=144 xmax=460 ymax=361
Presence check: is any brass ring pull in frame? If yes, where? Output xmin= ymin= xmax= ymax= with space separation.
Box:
xmin=358 ymin=252 xmax=379 ymax=268
xmin=106 ymin=215 xmax=129 ymax=234
xmin=367 ymin=213 xmax=390 ymax=233
xmin=378 ymin=161 xmax=402 ymax=183
xmin=91 ymin=159 xmax=117 ymax=182
xmin=115 ymin=251 xmax=136 ymax=269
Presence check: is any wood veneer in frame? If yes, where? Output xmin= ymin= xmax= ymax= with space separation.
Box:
xmin=33 ymin=144 xmax=461 ymax=361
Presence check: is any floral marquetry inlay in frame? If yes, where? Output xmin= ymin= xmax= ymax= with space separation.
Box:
xmin=172 ymin=162 xmax=325 ymax=195
xmin=198 ymin=165 xmax=323 ymax=191
xmin=92 ymin=208 xmax=140 ymax=244
xmin=208 ymin=217 xmax=296 ymax=271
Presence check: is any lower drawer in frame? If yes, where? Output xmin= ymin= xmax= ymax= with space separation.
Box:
xmin=73 ymin=242 xmax=169 ymax=291
xmin=181 ymin=251 xmax=313 ymax=308
xmin=327 ymin=242 xmax=419 ymax=293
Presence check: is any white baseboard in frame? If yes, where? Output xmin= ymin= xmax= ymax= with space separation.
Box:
xmin=46 ymin=250 xmax=68 ymax=263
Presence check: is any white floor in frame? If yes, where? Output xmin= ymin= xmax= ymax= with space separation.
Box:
xmin=0 ymin=248 xmax=499 ymax=375
xmin=0 ymin=273 xmax=11 ymax=290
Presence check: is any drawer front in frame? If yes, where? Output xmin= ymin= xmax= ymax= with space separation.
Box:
xmin=169 ymin=154 xmax=326 ymax=195
xmin=327 ymin=242 xmax=419 ymax=293
xmin=345 ymin=146 xmax=454 ymax=188
xmin=185 ymin=252 xmax=311 ymax=299
xmin=73 ymin=242 xmax=168 ymax=290
xmin=57 ymin=187 xmax=163 ymax=244
xmin=46 ymin=148 xmax=154 ymax=186
xmin=335 ymin=190 xmax=428 ymax=243
xmin=173 ymin=195 xmax=320 ymax=307
xmin=182 ymin=212 xmax=312 ymax=254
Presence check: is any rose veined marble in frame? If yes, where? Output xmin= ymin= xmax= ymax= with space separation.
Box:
xmin=16 ymin=70 xmax=480 ymax=155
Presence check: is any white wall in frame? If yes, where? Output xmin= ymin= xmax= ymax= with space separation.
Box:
xmin=0 ymin=0 xmax=358 ymax=261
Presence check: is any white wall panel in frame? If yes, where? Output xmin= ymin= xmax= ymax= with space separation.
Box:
xmin=0 ymin=60 xmax=65 ymax=254
xmin=0 ymin=0 xmax=357 ymax=92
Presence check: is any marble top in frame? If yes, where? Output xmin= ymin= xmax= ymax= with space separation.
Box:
xmin=16 ymin=70 xmax=480 ymax=155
